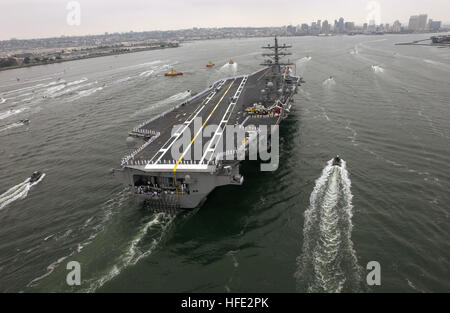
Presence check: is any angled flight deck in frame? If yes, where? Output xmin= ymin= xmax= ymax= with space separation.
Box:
xmin=114 ymin=37 xmax=303 ymax=210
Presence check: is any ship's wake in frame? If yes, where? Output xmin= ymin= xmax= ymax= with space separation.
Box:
xmin=297 ymin=56 xmax=312 ymax=64
xmin=350 ymin=45 xmax=359 ymax=55
xmin=323 ymin=77 xmax=336 ymax=87
xmin=133 ymin=90 xmax=192 ymax=116
xmin=0 ymin=174 xmax=45 ymax=211
xmin=0 ymin=122 xmax=26 ymax=133
xmin=139 ymin=63 xmax=174 ymax=78
xmin=83 ymin=212 xmax=175 ymax=292
xmin=65 ymin=86 xmax=104 ymax=102
xmin=295 ymin=160 xmax=362 ymax=293
xmin=371 ymin=65 xmax=384 ymax=73
xmin=220 ymin=63 xmax=238 ymax=74
xmin=0 ymin=108 xmax=28 ymax=120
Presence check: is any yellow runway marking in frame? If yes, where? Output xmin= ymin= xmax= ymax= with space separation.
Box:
xmin=173 ymin=79 xmax=236 ymax=197
xmin=174 ymin=80 xmax=235 ymax=173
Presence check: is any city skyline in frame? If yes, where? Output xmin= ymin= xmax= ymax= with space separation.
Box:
xmin=1 ymin=0 xmax=450 ymax=40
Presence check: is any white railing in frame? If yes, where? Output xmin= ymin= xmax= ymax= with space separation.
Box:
xmin=121 ymin=132 xmax=160 ymax=166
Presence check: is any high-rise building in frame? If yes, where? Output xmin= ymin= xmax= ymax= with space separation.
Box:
xmin=338 ymin=17 xmax=345 ymax=33
xmin=428 ymin=19 xmax=441 ymax=31
xmin=409 ymin=14 xmax=427 ymax=31
xmin=409 ymin=15 xmax=419 ymax=30
xmin=368 ymin=19 xmax=376 ymax=32
xmin=300 ymin=23 xmax=309 ymax=34
xmin=322 ymin=20 xmax=330 ymax=34
xmin=344 ymin=22 xmax=355 ymax=32
xmin=286 ymin=25 xmax=296 ymax=35
xmin=392 ymin=20 xmax=402 ymax=33
xmin=418 ymin=14 xmax=428 ymax=30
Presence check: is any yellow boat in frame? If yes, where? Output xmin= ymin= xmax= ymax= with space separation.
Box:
xmin=206 ymin=61 xmax=215 ymax=68
xmin=165 ymin=69 xmax=183 ymax=77
xmin=228 ymin=60 xmax=234 ymax=65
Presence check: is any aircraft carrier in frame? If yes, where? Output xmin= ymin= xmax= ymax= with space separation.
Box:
xmin=113 ymin=37 xmax=303 ymax=210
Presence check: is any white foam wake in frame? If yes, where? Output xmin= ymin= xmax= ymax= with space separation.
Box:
xmin=115 ymin=76 xmax=132 ymax=84
xmin=0 ymin=122 xmax=25 ymax=133
xmin=134 ymin=90 xmax=192 ymax=116
xmin=45 ymin=83 xmax=67 ymax=95
xmin=371 ymin=65 xmax=384 ymax=73
xmin=138 ymin=63 xmax=173 ymax=78
xmin=139 ymin=70 xmax=155 ymax=77
xmin=298 ymin=56 xmax=312 ymax=64
xmin=0 ymin=174 xmax=45 ymax=211
xmin=0 ymin=108 xmax=27 ymax=120
xmin=51 ymin=82 xmax=94 ymax=98
xmin=84 ymin=212 xmax=175 ymax=292
xmin=220 ymin=62 xmax=238 ymax=74
xmin=26 ymin=189 xmax=130 ymax=289
xmin=323 ymin=77 xmax=336 ymax=87
xmin=67 ymin=78 xmax=88 ymax=87
xmin=65 ymin=86 xmax=103 ymax=102
xmin=350 ymin=46 xmax=359 ymax=55
xmin=295 ymin=160 xmax=362 ymax=293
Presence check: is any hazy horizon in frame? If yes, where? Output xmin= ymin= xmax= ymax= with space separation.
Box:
xmin=1 ymin=0 xmax=450 ymax=40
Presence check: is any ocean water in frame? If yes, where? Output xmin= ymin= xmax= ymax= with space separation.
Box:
xmin=0 ymin=34 xmax=449 ymax=292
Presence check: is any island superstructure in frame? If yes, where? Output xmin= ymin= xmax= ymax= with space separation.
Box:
xmin=113 ymin=37 xmax=303 ymax=210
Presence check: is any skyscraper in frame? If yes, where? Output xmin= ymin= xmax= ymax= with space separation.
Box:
xmin=418 ymin=14 xmax=428 ymax=30
xmin=409 ymin=14 xmax=428 ymax=31
xmin=428 ymin=19 xmax=442 ymax=31
xmin=393 ymin=20 xmax=402 ymax=33
xmin=338 ymin=17 xmax=345 ymax=33
xmin=322 ymin=20 xmax=329 ymax=34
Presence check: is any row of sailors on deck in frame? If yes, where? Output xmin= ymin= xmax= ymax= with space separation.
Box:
xmin=135 ymin=184 xmax=190 ymax=196
xmin=134 ymin=128 xmax=159 ymax=136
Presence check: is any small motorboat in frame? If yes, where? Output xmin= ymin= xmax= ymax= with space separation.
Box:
xmin=0 ymin=97 xmax=6 ymax=104
xmin=206 ymin=61 xmax=215 ymax=68
xmin=30 ymin=171 xmax=42 ymax=183
xmin=228 ymin=60 xmax=234 ymax=65
xmin=20 ymin=119 xmax=30 ymax=125
xmin=332 ymin=155 xmax=342 ymax=167
xmin=164 ymin=69 xmax=183 ymax=77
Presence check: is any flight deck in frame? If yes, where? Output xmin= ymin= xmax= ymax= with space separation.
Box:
xmin=114 ymin=37 xmax=302 ymax=210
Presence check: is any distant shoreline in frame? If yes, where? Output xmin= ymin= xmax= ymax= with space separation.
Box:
xmin=0 ymin=44 xmax=179 ymax=73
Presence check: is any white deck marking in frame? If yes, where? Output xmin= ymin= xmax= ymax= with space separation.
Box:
xmin=200 ymin=76 xmax=248 ymax=163
xmin=149 ymin=80 xmax=226 ymax=163
xmin=173 ymin=79 xmax=237 ymax=172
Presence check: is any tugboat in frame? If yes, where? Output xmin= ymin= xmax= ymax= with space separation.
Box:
xmin=206 ymin=61 xmax=215 ymax=68
xmin=164 ymin=69 xmax=183 ymax=77
xmin=29 ymin=171 xmax=42 ymax=183
xmin=228 ymin=60 xmax=234 ymax=65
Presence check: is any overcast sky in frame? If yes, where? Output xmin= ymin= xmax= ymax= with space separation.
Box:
xmin=1 ymin=0 xmax=449 ymax=40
